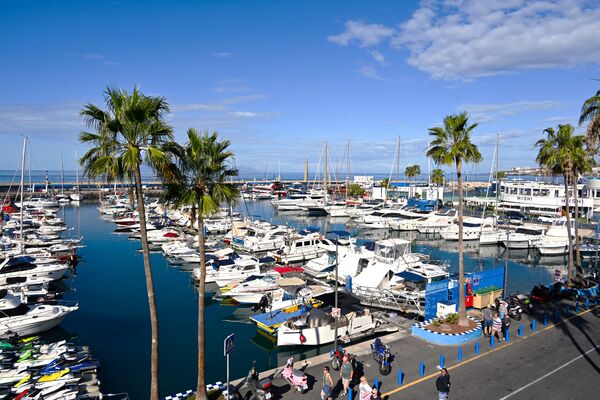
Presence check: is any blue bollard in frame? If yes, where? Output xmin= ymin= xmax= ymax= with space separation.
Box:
xmin=348 ymin=388 xmax=353 ymax=399
xmin=531 ymin=319 xmax=537 ymax=332
xmin=398 ymin=369 xmax=403 ymax=385
xmin=458 ymin=347 xmax=463 ymax=362
xmin=553 ymin=308 xmax=560 ymax=322
xmin=564 ymin=305 xmax=570 ymax=315
xmin=575 ymin=302 xmax=580 ymax=312
xmin=440 ymin=354 xmax=445 ymax=369
xmin=586 ymin=298 xmax=590 ymax=309
xmin=543 ymin=313 xmax=548 ymax=326
xmin=374 ymin=378 xmax=379 ymax=390
xmin=420 ymin=361 xmax=425 ymax=377
xmin=518 ymin=324 xmax=523 ymax=336
xmin=491 ymin=335 xmax=495 ymax=348
xmin=475 ymin=341 xmax=480 ymax=354
xmin=505 ymin=329 xmax=510 ymax=343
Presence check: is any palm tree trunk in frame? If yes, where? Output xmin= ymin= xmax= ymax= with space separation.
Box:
xmin=190 ymin=203 xmax=197 ymax=232
xmin=128 ymin=183 xmax=135 ymax=210
xmin=196 ymin=210 xmax=207 ymax=400
xmin=456 ymin=160 xmax=467 ymax=326
xmin=571 ymin=173 xmax=583 ymax=282
xmin=563 ymin=171 xmax=575 ymax=285
xmin=133 ymin=166 xmax=160 ymax=400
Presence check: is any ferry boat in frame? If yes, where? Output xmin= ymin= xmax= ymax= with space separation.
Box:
xmin=498 ymin=180 xmax=594 ymax=218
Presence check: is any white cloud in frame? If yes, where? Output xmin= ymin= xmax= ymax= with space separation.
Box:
xmin=392 ymin=0 xmax=600 ymax=79
xmin=229 ymin=111 xmax=281 ymax=119
xmin=211 ymin=52 xmax=233 ymax=58
xmin=82 ymin=53 xmax=119 ymax=66
xmin=459 ymin=100 xmax=563 ymax=123
xmin=328 ymin=20 xmax=394 ymax=47
xmin=172 ymin=95 xmax=268 ymax=113
xmin=357 ymin=65 xmax=384 ymax=80
xmin=369 ymin=50 xmax=386 ymax=64
xmin=0 ymin=102 xmax=83 ymax=135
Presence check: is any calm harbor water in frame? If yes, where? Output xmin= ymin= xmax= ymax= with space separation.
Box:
xmin=53 ymin=201 xmax=567 ymax=398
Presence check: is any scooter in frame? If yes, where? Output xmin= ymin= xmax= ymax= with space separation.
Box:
xmin=244 ymin=362 xmax=272 ymax=400
xmin=505 ymin=297 xmax=523 ymax=321
xmin=282 ymin=357 xmax=308 ymax=394
xmin=330 ymin=342 xmax=356 ymax=371
xmin=370 ymin=338 xmax=393 ymax=375
xmin=512 ymin=293 xmax=533 ymax=315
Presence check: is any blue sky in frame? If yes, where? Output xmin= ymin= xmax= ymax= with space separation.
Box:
xmin=1 ymin=0 xmax=600 ymax=176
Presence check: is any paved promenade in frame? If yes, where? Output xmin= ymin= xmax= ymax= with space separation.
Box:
xmin=242 ymin=298 xmax=600 ymax=400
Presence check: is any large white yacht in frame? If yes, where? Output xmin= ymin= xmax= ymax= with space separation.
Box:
xmin=533 ymin=218 xmax=573 ymax=255
xmin=439 ymin=217 xmax=496 ymax=241
xmin=0 ymin=289 xmax=78 ymax=336
xmin=268 ymin=232 xmax=326 ymax=264
xmin=0 ymin=256 xmax=70 ymax=285
xmin=498 ymin=180 xmax=594 ymax=219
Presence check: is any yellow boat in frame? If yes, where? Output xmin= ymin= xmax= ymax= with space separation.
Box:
xmin=38 ymin=368 xmax=70 ymax=382
xmin=250 ymin=299 xmax=323 ymax=335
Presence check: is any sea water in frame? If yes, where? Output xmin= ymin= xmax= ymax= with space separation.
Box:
xmin=54 ymin=201 xmax=565 ymax=398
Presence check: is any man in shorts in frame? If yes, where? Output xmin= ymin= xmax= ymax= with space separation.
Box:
xmin=340 ymin=355 xmax=354 ymax=396
xmin=482 ymin=304 xmax=493 ymax=337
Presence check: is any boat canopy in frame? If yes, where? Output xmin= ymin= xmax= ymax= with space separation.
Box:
xmin=395 ymin=271 xmax=427 ymax=283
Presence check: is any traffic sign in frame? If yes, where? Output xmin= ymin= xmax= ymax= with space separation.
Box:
xmin=224 ymin=334 xmax=235 ymax=356
xmin=331 ymin=307 xmax=341 ymax=318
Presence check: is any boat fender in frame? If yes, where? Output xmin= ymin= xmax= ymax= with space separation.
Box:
xmin=299 ymin=332 xmax=307 ymax=343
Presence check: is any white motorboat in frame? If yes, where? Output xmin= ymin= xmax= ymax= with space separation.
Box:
xmin=231 ymin=223 xmax=291 ymax=254
xmin=501 ymin=225 xmax=546 ymax=249
xmin=439 ymin=217 xmax=496 ymax=241
xmin=220 ymin=276 xmax=282 ymax=304
xmin=534 ymin=218 xmax=573 ymax=255
xmin=268 ymin=232 xmax=326 ymax=264
xmin=276 ymin=307 xmax=380 ymax=346
xmin=355 ymin=209 xmax=404 ymax=229
xmin=145 ymin=227 xmax=186 ymax=243
xmin=415 ymin=209 xmax=458 ymax=234
xmin=0 ymin=289 xmax=78 ymax=336
xmin=0 ymin=256 xmax=70 ymax=285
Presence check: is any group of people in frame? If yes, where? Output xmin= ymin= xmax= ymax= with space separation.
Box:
xmin=481 ymin=299 xmax=511 ymax=341
xmin=320 ymin=355 xmax=381 ymax=400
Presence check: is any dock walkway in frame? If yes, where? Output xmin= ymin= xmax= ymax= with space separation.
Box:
xmin=229 ymin=297 xmax=600 ymax=400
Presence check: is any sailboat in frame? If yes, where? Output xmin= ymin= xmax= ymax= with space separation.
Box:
xmin=56 ymin=154 xmax=70 ymax=203
xmin=69 ymin=155 xmax=81 ymax=202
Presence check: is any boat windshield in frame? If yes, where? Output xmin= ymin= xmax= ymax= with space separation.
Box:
xmin=0 ymin=304 xmax=30 ymax=318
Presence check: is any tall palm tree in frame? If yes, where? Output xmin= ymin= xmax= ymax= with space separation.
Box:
xmin=535 ymin=124 xmax=589 ymax=285
xmin=427 ymin=112 xmax=482 ymax=326
xmin=579 ymin=90 xmax=600 ymax=155
xmin=405 ymin=164 xmax=421 ymax=197
xmin=431 ymin=168 xmax=445 ymax=209
xmin=163 ymin=129 xmax=239 ymax=400
xmin=79 ymin=86 xmax=173 ymax=400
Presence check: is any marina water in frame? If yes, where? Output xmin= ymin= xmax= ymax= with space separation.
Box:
xmin=56 ymin=201 xmax=564 ymax=398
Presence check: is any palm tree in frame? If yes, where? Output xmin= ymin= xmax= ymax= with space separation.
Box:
xmin=431 ymin=168 xmax=445 ymax=209
xmin=535 ymin=124 xmax=589 ymax=285
xmin=579 ymin=90 xmax=600 ymax=155
xmin=79 ymin=86 xmax=173 ymax=400
xmin=427 ymin=112 xmax=482 ymax=326
xmin=405 ymin=164 xmax=421 ymax=197
xmin=163 ymin=129 xmax=239 ymax=400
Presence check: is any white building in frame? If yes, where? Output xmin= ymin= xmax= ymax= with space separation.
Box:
xmin=353 ymin=176 xmax=374 ymax=188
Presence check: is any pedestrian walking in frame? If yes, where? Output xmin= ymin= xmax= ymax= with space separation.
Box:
xmin=482 ymin=304 xmax=493 ymax=337
xmin=435 ymin=368 xmax=451 ymax=400
xmin=340 ymin=355 xmax=354 ymax=396
xmin=492 ymin=312 xmax=504 ymax=341
xmin=321 ymin=366 xmax=334 ymax=400
xmin=358 ymin=376 xmax=372 ymax=400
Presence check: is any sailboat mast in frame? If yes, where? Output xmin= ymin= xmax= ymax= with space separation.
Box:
xmin=495 ymin=133 xmax=500 ymax=213
xmin=396 ymin=136 xmax=400 ymax=182
xmin=19 ymin=137 xmax=27 ymax=254
xmin=323 ymin=142 xmax=329 ymax=202
xmin=61 ymin=153 xmax=65 ymax=195
xmin=345 ymin=139 xmax=350 ymax=201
